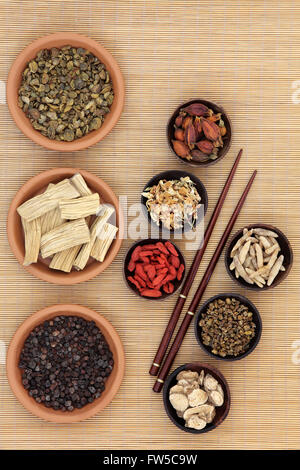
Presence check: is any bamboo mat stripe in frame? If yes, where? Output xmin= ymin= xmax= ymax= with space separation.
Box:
xmin=0 ymin=0 xmax=300 ymax=450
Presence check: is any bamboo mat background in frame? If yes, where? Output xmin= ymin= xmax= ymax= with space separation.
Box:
xmin=0 ymin=0 xmax=300 ymax=450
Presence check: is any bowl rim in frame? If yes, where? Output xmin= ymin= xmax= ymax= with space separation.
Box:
xmin=7 ymin=167 xmax=124 ymax=285
xmin=140 ymin=169 xmax=208 ymax=232
xmin=123 ymin=238 xmax=186 ymax=301
xmin=6 ymin=303 xmax=125 ymax=423
xmin=224 ymin=223 xmax=293 ymax=291
xmin=194 ymin=292 xmax=262 ymax=361
xmin=6 ymin=32 xmax=125 ymax=151
xmin=166 ymin=98 xmax=232 ymax=167
xmin=163 ymin=362 xmax=231 ymax=433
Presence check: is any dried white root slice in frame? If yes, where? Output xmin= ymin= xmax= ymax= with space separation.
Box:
xmin=230 ymin=229 xmax=253 ymax=257
xmin=203 ymin=374 xmax=218 ymax=392
xmin=255 ymin=243 xmax=264 ymax=268
xmin=184 ymin=381 xmax=200 ymax=396
xmin=229 ymin=260 xmax=235 ymax=270
xmin=183 ymin=406 xmax=209 ymax=421
xmin=209 ymin=390 xmax=224 ymax=407
xmin=188 ymin=389 xmax=208 ymax=407
xmin=17 ymin=179 xmax=80 ymax=221
xmin=176 ymin=370 xmax=199 ymax=382
xmin=59 ymin=193 xmax=100 ymax=220
xmin=280 ymin=265 xmax=286 ymax=271
xmin=249 ymin=265 xmax=269 ymax=279
xmin=239 ymin=240 xmax=251 ymax=264
xmin=233 ymin=255 xmax=254 ymax=284
xmin=197 ymin=404 xmax=216 ymax=424
xmin=169 ymin=385 xmax=184 ymax=395
xmin=40 ymin=207 xmax=65 ymax=235
xmin=249 ymin=244 xmax=256 ymax=258
xmin=70 ymin=173 xmax=92 ymax=196
xmin=198 ymin=370 xmax=205 ymax=386
xmin=265 ymin=243 xmax=280 ymax=255
xmin=245 ymin=268 xmax=266 ymax=285
xmin=253 ymin=228 xmax=278 ymax=238
xmin=267 ymin=248 xmax=280 ymax=269
xmin=22 ymin=217 xmax=41 ymax=266
xmin=216 ymin=383 xmax=224 ymax=398
xmin=49 ymin=245 xmax=82 ymax=272
xmin=73 ymin=204 xmax=115 ymax=270
xmin=244 ymin=255 xmax=252 ymax=268
xmin=259 ymin=236 xmax=271 ymax=249
xmin=235 ymin=268 xmax=240 ymax=279
xmin=40 ymin=219 xmax=90 ymax=258
xmin=186 ymin=415 xmax=206 ymax=430
xmin=169 ymin=393 xmax=189 ymax=412
xmin=267 ymin=255 xmax=284 ymax=286
xmin=90 ymin=223 xmax=118 ymax=262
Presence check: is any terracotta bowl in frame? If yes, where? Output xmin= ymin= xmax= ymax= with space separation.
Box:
xmin=163 ymin=362 xmax=230 ymax=434
xmin=7 ymin=167 xmax=124 ymax=285
xmin=7 ymin=32 xmax=125 ymax=151
xmin=194 ymin=293 xmax=262 ymax=361
xmin=167 ymin=99 xmax=232 ymax=167
xmin=123 ymin=238 xmax=186 ymax=301
xmin=225 ymin=223 xmax=293 ymax=291
xmin=141 ymin=170 xmax=208 ymax=233
xmin=6 ymin=304 xmax=125 ymax=423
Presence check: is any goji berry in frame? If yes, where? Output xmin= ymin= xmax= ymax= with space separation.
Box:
xmin=153 ymin=273 xmax=167 ymax=286
xmin=127 ymin=276 xmax=142 ymax=290
xmin=141 ymin=244 xmax=157 ymax=250
xmin=128 ymin=259 xmax=136 ymax=272
xmin=139 ymin=250 xmax=153 ymax=257
xmin=156 ymin=242 xmax=169 ymax=255
xmin=167 ymin=282 xmax=174 ymax=293
xmin=163 ymin=284 xmax=170 ymax=294
xmin=140 ymin=289 xmax=162 ymax=298
xmin=165 ymin=241 xmax=178 ymax=256
xmin=134 ymin=274 xmax=146 ymax=288
xmin=177 ymin=263 xmax=185 ymax=280
xmin=136 ymin=263 xmax=148 ymax=281
xmin=131 ymin=246 xmax=142 ymax=262
xmin=170 ymin=255 xmax=180 ymax=269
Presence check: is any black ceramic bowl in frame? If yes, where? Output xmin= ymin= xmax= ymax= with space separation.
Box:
xmin=225 ymin=223 xmax=293 ymax=291
xmin=141 ymin=170 xmax=208 ymax=233
xmin=194 ymin=293 xmax=262 ymax=361
xmin=167 ymin=99 xmax=232 ymax=167
xmin=123 ymin=238 xmax=186 ymax=301
xmin=163 ymin=362 xmax=231 ymax=434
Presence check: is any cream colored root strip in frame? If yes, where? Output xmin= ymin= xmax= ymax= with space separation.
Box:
xmin=91 ymin=223 xmax=118 ymax=262
xmin=245 ymin=268 xmax=266 ymax=284
xmin=265 ymin=243 xmax=280 ymax=255
xmin=17 ymin=179 xmax=80 ymax=221
xmin=229 ymin=260 xmax=235 ymax=270
xmin=22 ymin=217 xmax=41 ymax=266
xmin=40 ymin=218 xmax=90 ymax=258
xmin=267 ymin=255 xmax=284 ymax=286
xmin=259 ymin=236 xmax=271 ymax=249
xmin=253 ymin=228 xmax=278 ymax=238
xmin=73 ymin=205 xmax=115 ymax=270
xmin=255 ymin=243 xmax=264 ymax=268
xmin=267 ymin=248 xmax=280 ymax=269
xmin=59 ymin=193 xmax=100 ymax=220
xmin=239 ymin=240 xmax=251 ymax=264
xmin=233 ymin=255 xmax=254 ymax=284
xmin=70 ymin=173 xmax=92 ymax=196
xmin=40 ymin=207 xmax=66 ymax=235
xmin=249 ymin=266 xmax=269 ymax=279
xmin=230 ymin=229 xmax=253 ymax=257
xmin=49 ymin=245 xmax=82 ymax=273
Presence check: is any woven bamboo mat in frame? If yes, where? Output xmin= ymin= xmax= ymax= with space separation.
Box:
xmin=0 ymin=0 xmax=300 ymax=450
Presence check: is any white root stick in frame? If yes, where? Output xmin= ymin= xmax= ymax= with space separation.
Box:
xmin=267 ymin=255 xmax=284 ymax=286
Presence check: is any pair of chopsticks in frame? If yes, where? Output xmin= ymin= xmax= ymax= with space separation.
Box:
xmin=150 ymin=149 xmax=257 ymax=392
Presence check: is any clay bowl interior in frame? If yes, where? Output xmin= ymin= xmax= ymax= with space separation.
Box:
xmin=225 ymin=223 xmax=293 ymax=291
xmin=7 ymin=167 xmax=124 ymax=285
xmin=6 ymin=304 xmax=125 ymax=423
xmin=167 ymin=99 xmax=232 ymax=167
xmin=123 ymin=238 xmax=186 ymax=300
xmin=141 ymin=170 xmax=208 ymax=233
xmin=194 ymin=293 xmax=262 ymax=361
xmin=6 ymin=32 xmax=125 ymax=151
xmin=163 ymin=362 xmax=231 ymax=434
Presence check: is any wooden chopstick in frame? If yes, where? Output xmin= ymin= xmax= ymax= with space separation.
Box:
xmin=153 ymin=169 xmax=257 ymax=393
xmin=149 ymin=149 xmax=243 ymax=376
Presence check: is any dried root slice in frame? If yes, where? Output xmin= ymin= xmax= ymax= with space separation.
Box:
xmin=40 ymin=207 xmax=65 ymax=235
xmin=259 ymin=235 xmax=271 ymax=249
xmin=197 ymin=404 xmax=216 ymax=424
xmin=170 ymin=385 xmax=184 ymax=395
xmin=40 ymin=218 xmax=90 ymax=258
xmin=22 ymin=217 xmax=41 ymax=266
xmin=169 ymin=393 xmax=189 ymax=412
xmin=254 ymin=243 xmax=264 ymax=268
xmin=183 ymin=405 xmax=208 ymax=421
xmin=209 ymin=390 xmax=224 ymax=407
xmin=90 ymin=223 xmax=118 ymax=262
xmin=186 ymin=415 xmax=206 ymax=430
xmin=267 ymin=248 xmax=280 ymax=269
xmin=176 ymin=370 xmax=199 ymax=382
xmin=198 ymin=370 xmax=205 ymax=386
xmin=70 ymin=173 xmax=92 ymax=196
xmin=17 ymin=179 xmax=80 ymax=221
xmin=188 ymin=388 xmax=208 ymax=407
xmin=239 ymin=239 xmax=251 ymax=264
xmin=49 ymin=245 xmax=82 ymax=273
xmin=230 ymin=229 xmax=253 ymax=256
xmin=233 ymin=255 xmax=254 ymax=284
xmin=203 ymin=374 xmax=218 ymax=392
xmin=59 ymin=193 xmax=100 ymax=220
xmin=73 ymin=204 xmax=115 ymax=270
xmin=267 ymin=254 xmax=284 ymax=286
xmin=253 ymin=228 xmax=278 ymax=238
